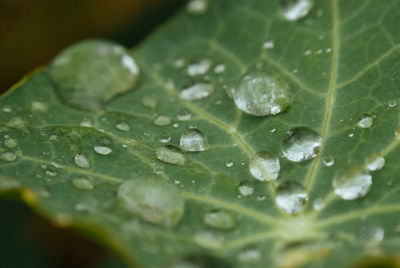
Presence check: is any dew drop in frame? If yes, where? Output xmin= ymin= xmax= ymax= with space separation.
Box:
xmin=80 ymin=118 xmax=92 ymax=127
xmin=238 ymin=182 xmax=254 ymax=197
xmin=4 ymin=136 xmax=17 ymax=148
xmin=49 ymin=40 xmax=139 ymax=111
xmin=74 ymin=153 xmax=90 ymax=169
xmin=115 ymin=121 xmax=130 ymax=131
xmin=275 ymin=181 xmax=308 ymax=215
xmin=180 ymin=82 xmax=214 ymax=101
xmin=117 ymin=178 xmax=184 ymax=227
xmin=180 ymin=129 xmax=208 ymax=152
xmin=1 ymin=151 xmax=17 ymax=162
xmin=238 ymin=247 xmax=261 ymax=263
xmin=323 ymin=156 xmax=334 ymax=167
xmin=186 ymin=0 xmax=208 ymax=14
xmin=142 ymin=96 xmax=157 ymax=109
xmin=155 ymin=145 xmax=186 ymax=166
xmin=232 ymin=71 xmax=291 ymax=116
xmin=158 ymin=132 xmax=171 ymax=143
xmin=7 ymin=117 xmax=29 ymax=132
xmin=357 ymin=115 xmax=373 ymax=129
xmin=360 ymin=225 xmax=385 ymax=246
xmin=153 ymin=114 xmax=172 ymax=126
xmin=72 ymin=178 xmax=94 ymax=190
xmin=49 ymin=135 xmax=58 ymax=141
xmin=177 ymin=109 xmax=192 ymax=121
xmin=225 ymin=161 xmax=234 ymax=168
xmin=194 ymin=231 xmax=223 ymax=250
xmin=282 ymin=127 xmax=322 ymax=162
xmin=214 ymin=64 xmax=226 ymax=74
xmin=249 ymin=151 xmax=280 ymax=182
xmin=31 ymin=101 xmax=48 ymax=112
xmin=388 ymin=99 xmax=398 ymax=108
xmin=94 ymin=145 xmax=112 ymax=155
xmin=280 ymin=0 xmax=313 ymax=21
xmin=312 ymin=197 xmax=325 ymax=210
xmin=262 ymin=40 xmax=274 ymax=49
xmin=333 ymin=167 xmax=372 ymax=200
xmin=366 ymin=156 xmax=385 ymax=171
xmin=187 ymin=59 xmax=211 ymax=76
xmin=203 ymin=210 xmax=236 ymax=230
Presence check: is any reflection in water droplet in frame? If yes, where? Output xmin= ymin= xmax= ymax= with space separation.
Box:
xmin=357 ymin=115 xmax=373 ymax=129
xmin=249 ymin=151 xmax=280 ymax=182
xmin=203 ymin=210 xmax=236 ymax=230
xmin=280 ymin=0 xmax=313 ymax=21
xmin=177 ymin=109 xmax=192 ymax=121
xmin=1 ymin=151 xmax=17 ymax=162
xmin=180 ymin=129 xmax=208 ymax=152
xmin=49 ymin=40 xmax=139 ymax=111
xmin=153 ymin=115 xmax=171 ymax=126
xmin=333 ymin=168 xmax=372 ymax=200
xmin=187 ymin=59 xmax=211 ymax=76
xmin=180 ymin=82 xmax=214 ymax=101
xmin=187 ymin=0 xmax=208 ymax=14
xmin=194 ymin=231 xmax=223 ymax=250
xmin=366 ymin=156 xmax=385 ymax=171
xmin=239 ymin=182 xmax=254 ymax=197
xmin=323 ymin=156 xmax=334 ymax=167
xmin=72 ymin=178 xmax=93 ymax=190
xmin=275 ymin=181 xmax=307 ymax=215
xmin=115 ymin=121 xmax=130 ymax=131
xmin=155 ymin=145 xmax=186 ymax=166
xmin=117 ymin=178 xmax=184 ymax=227
xmin=232 ymin=72 xmax=291 ymax=116
xmin=238 ymin=247 xmax=261 ymax=263
xmin=158 ymin=132 xmax=171 ymax=143
xmin=74 ymin=153 xmax=90 ymax=169
xmin=282 ymin=127 xmax=322 ymax=162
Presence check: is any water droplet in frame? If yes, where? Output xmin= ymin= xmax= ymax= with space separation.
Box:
xmin=155 ymin=145 xmax=186 ymax=166
xmin=203 ymin=210 xmax=236 ymax=230
xmin=225 ymin=161 xmax=234 ymax=168
xmin=80 ymin=118 xmax=92 ymax=127
xmin=117 ymin=178 xmax=184 ymax=227
xmin=214 ymin=64 xmax=226 ymax=74
xmin=238 ymin=247 xmax=261 ymax=263
xmin=262 ymin=40 xmax=274 ymax=49
xmin=357 ymin=115 xmax=373 ymax=129
xmin=313 ymin=197 xmax=325 ymax=210
xmin=186 ymin=0 xmax=208 ymax=14
xmin=173 ymin=123 xmax=179 ymax=128
xmin=194 ymin=231 xmax=223 ymax=250
xmin=115 ymin=121 xmax=130 ymax=131
xmin=158 ymin=132 xmax=171 ymax=143
xmin=249 ymin=151 xmax=280 ymax=182
xmin=31 ymin=101 xmax=48 ymax=112
xmin=238 ymin=182 xmax=254 ymax=197
xmin=282 ymin=127 xmax=322 ymax=162
xmin=280 ymin=0 xmax=313 ymax=21
xmin=49 ymin=40 xmax=139 ymax=111
xmin=360 ymin=225 xmax=385 ymax=246
xmin=256 ymin=195 xmax=266 ymax=201
xmin=49 ymin=135 xmax=58 ymax=141
xmin=323 ymin=156 xmax=334 ymax=167
xmin=388 ymin=99 xmax=398 ymax=108
xmin=275 ymin=181 xmax=307 ymax=215
xmin=177 ymin=109 xmax=192 ymax=121
xmin=333 ymin=167 xmax=372 ymax=200
xmin=180 ymin=129 xmax=208 ymax=152
xmin=187 ymin=59 xmax=211 ymax=76
xmin=2 ymin=106 xmax=12 ymax=113
xmin=74 ymin=153 xmax=90 ymax=169
xmin=366 ymin=156 xmax=385 ymax=171
xmin=180 ymin=82 xmax=214 ymax=101
xmin=4 ymin=136 xmax=17 ymax=148
xmin=142 ymin=96 xmax=157 ymax=109
xmin=153 ymin=114 xmax=171 ymax=126
xmin=232 ymin=72 xmax=291 ymax=116
xmin=72 ymin=178 xmax=93 ymax=190
xmin=348 ymin=132 xmax=354 ymax=138
xmin=7 ymin=117 xmax=28 ymax=132
xmin=1 ymin=151 xmax=17 ymax=162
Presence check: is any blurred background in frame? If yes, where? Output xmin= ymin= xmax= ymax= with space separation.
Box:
xmin=0 ymin=0 xmax=184 ymax=266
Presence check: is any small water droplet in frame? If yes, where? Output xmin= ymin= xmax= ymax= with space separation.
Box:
xmin=2 ymin=106 xmax=12 ymax=113
xmin=256 ymin=195 xmax=266 ymax=201
xmin=115 ymin=121 xmax=130 ymax=131
xmin=155 ymin=145 xmax=186 ymax=166
xmin=72 ymin=177 xmax=94 ymax=190
xmin=249 ymin=151 xmax=280 ymax=182
xmin=173 ymin=123 xmax=179 ymax=128
xmin=203 ymin=210 xmax=236 ymax=230
xmin=275 ymin=181 xmax=307 ymax=215
xmin=333 ymin=167 xmax=372 ymax=200
xmin=280 ymin=0 xmax=313 ymax=21
xmin=238 ymin=182 xmax=254 ymax=197
xmin=187 ymin=59 xmax=211 ymax=76
xmin=194 ymin=231 xmax=223 ymax=250
xmin=80 ymin=118 xmax=92 ymax=127
xmin=177 ymin=109 xmax=192 ymax=121
xmin=187 ymin=0 xmax=208 ymax=15
xmin=360 ymin=225 xmax=385 ymax=246
xmin=7 ymin=117 xmax=28 ymax=132
xmin=225 ymin=161 xmax=234 ymax=168
xmin=49 ymin=135 xmax=58 ymax=141
xmin=366 ymin=156 xmax=385 ymax=171
xmin=233 ymin=71 xmax=291 ymax=116
xmin=388 ymin=99 xmax=398 ymax=108
xmin=158 ymin=132 xmax=171 ymax=143
xmin=238 ymin=247 xmax=261 ymax=263
xmin=117 ymin=178 xmax=184 ymax=227
xmin=323 ymin=156 xmax=334 ymax=167
xmin=262 ymin=40 xmax=274 ymax=49
xmin=304 ymin=49 xmax=312 ymax=55
xmin=180 ymin=82 xmax=214 ymax=101
xmin=282 ymin=127 xmax=322 ymax=162
xmin=153 ymin=114 xmax=172 ymax=126
xmin=348 ymin=132 xmax=354 ymax=138
xmin=142 ymin=96 xmax=157 ymax=109
xmin=4 ymin=136 xmax=17 ymax=148
xmin=74 ymin=153 xmax=90 ymax=169
xmin=1 ymin=151 xmax=17 ymax=162
xmin=214 ymin=64 xmax=226 ymax=74
xmin=180 ymin=129 xmax=208 ymax=152
xmin=313 ymin=197 xmax=325 ymax=210
xmin=31 ymin=101 xmax=48 ymax=112
xmin=49 ymin=40 xmax=139 ymax=111
xmin=93 ymin=137 xmax=113 ymax=155
xmin=357 ymin=115 xmax=373 ymax=129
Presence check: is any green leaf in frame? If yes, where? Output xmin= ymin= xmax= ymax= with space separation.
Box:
xmin=1 ymin=0 xmax=400 ymax=267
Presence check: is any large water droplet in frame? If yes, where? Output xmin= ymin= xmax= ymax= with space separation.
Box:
xmin=72 ymin=177 xmax=94 ymax=190
xmin=232 ymin=72 xmax=291 ymax=116
xmin=366 ymin=156 xmax=385 ymax=171
xmin=282 ymin=127 xmax=322 ymax=162
xmin=275 ymin=181 xmax=308 ymax=215
xmin=49 ymin=40 xmax=139 ymax=111
xmin=155 ymin=145 xmax=186 ymax=166
xmin=280 ymin=0 xmax=313 ymax=21
xmin=249 ymin=151 xmax=280 ymax=182
xmin=357 ymin=115 xmax=373 ymax=129
xmin=94 ymin=137 xmax=113 ymax=155
xmin=333 ymin=168 xmax=372 ymax=200
xmin=153 ymin=115 xmax=172 ymax=126
xmin=74 ymin=153 xmax=90 ymax=169
xmin=117 ymin=178 xmax=184 ymax=227
xmin=194 ymin=231 xmax=223 ymax=250
xmin=180 ymin=129 xmax=208 ymax=152
xmin=187 ymin=59 xmax=211 ymax=76
xmin=203 ymin=210 xmax=236 ymax=230
xmin=180 ymin=82 xmax=214 ymax=101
